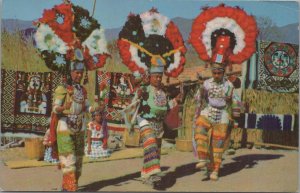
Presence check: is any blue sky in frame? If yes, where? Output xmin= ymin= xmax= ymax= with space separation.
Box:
xmin=2 ymin=0 xmax=299 ymax=29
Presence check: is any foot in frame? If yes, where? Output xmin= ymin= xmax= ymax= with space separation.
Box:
xmin=150 ymin=175 xmax=162 ymax=182
xmin=142 ymin=175 xmax=162 ymax=186
xmin=142 ymin=178 xmax=153 ymax=186
xmin=195 ymin=160 xmax=207 ymax=169
xmin=226 ymin=148 xmax=236 ymax=155
xmin=209 ymin=171 xmax=219 ymax=181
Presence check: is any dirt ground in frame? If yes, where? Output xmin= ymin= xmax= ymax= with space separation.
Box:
xmin=0 ymin=146 xmax=298 ymax=192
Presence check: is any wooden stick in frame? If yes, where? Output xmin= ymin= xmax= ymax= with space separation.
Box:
xmin=163 ymin=138 xmax=176 ymax=142
xmin=91 ymin=0 xmax=97 ymax=17
xmin=254 ymin=142 xmax=299 ymax=150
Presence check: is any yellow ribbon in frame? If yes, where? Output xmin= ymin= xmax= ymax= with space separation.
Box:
xmin=121 ymin=38 xmax=183 ymax=66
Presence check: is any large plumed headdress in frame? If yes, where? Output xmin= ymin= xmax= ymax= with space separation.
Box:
xmin=189 ymin=4 xmax=258 ymax=69
xmin=117 ymin=8 xmax=187 ymax=77
xmin=34 ymin=1 xmax=110 ymax=74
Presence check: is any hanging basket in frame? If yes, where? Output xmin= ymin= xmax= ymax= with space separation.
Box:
xmin=123 ymin=128 xmax=140 ymax=147
xmin=24 ymin=138 xmax=45 ymax=160
xmin=175 ymin=138 xmax=193 ymax=152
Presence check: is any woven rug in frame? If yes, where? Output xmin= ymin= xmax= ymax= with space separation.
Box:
xmin=256 ymin=41 xmax=299 ymax=93
xmin=1 ymin=69 xmax=60 ymax=135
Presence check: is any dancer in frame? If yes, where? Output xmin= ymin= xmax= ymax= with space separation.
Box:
xmin=34 ymin=1 xmax=109 ymax=190
xmin=117 ymin=8 xmax=186 ymax=186
xmin=189 ymin=4 xmax=258 ymax=180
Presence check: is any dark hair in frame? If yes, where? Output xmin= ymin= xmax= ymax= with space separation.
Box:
xmin=232 ymin=77 xmax=241 ymax=88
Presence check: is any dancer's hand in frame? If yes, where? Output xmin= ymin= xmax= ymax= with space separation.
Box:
xmin=137 ymin=88 xmax=143 ymax=98
xmin=225 ymin=96 xmax=232 ymax=103
xmin=175 ymin=93 xmax=183 ymax=103
xmin=64 ymin=101 xmax=72 ymax=110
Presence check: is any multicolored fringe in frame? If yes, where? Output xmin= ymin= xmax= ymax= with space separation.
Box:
xmin=140 ymin=127 xmax=161 ymax=178
xmin=62 ymin=171 xmax=77 ymax=191
xmin=194 ymin=116 xmax=229 ymax=172
xmin=57 ymin=128 xmax=85 ymax=191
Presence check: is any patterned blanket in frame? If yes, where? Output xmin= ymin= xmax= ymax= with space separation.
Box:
xmin=256 ymin=41 xmax=299 ymax=93
xmin=239 ymin=113 xmax=296 ymax=131
xmin=108 ymin=72 xmax=136 ymax=109
xmin=1 ymin=69 xmax=60 ymax=135
xmin=95 ymin=71 xmax=138 ymax=133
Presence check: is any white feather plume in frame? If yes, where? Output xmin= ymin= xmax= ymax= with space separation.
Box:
xmin=166 ymin=51 xmax=181 ymax=73
xmin=140 ymin=11 xmax=170 ymax=37
xmin=129 ymin=45 xmax=148 ymax=71
xmin=34 ymin=24 xmax=68 ymax=54
xmin=82 ymin=28 xmax=109 ymax=55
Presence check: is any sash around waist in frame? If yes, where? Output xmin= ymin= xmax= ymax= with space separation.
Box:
xmin=208 ymin=104 xmax=227 ymax=110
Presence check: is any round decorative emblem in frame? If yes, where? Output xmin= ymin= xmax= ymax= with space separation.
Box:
xmin=264 ymin=43 xmax=297 ymax=77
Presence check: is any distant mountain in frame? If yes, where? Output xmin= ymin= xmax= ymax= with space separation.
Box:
xmin=172 ymin=17 xmax=193 ymax=41
xmin=2 ymin=18 xmax=299 ymax=45
xmin=278 ymin=23 xmax=299 ymax=45
xmin=105 ymin=27 xmax=121 ymax=42
xmin=1 ymin=19 xmax=34 ymax=32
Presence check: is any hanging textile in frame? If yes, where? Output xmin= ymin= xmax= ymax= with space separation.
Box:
xmin=256 ymin=41 xmax=299 ymax=93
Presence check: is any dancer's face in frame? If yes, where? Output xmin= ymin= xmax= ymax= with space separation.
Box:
xmin=94 ymin=113 xmax=102 ymax=123
xmin=150 ymin=73 xmax=163 ymax=88
xmin=212 ymin=69 xmax=224 ymax=83
xmin=71 ymin=70 xmax=83 ymax=84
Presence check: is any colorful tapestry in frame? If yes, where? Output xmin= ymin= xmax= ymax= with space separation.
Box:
xmin=108 ymin=72 xmax=136 ymax=109
xmin=240 ymin=113 xmax=296 ymax=131
xmin=95 ymin=71 xmax=140 ymax=134
xmin=106 ymin=107 xmax=125 ymax=132
xmin=257 ymin=41 xmax=299 ymax=93
xmin=95 ymin=70 xmax=111 ymax=106
xmin=14 ymin=71 xmax=53 ymax=116
xmin=1 ymin=69 xmax=61 ymax=136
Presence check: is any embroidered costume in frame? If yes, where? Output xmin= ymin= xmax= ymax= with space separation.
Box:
xmin=193 ymin=76 xmax=241 ymax=174
xmin=136 ymin=84 xmax=178 ymax=178
xmin=189 ymin=4 xmax=258 ymax=180
xmin=53 ymin=81 xmax=91 ymax=191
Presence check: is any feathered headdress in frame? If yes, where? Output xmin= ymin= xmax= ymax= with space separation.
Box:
xmin=34 ymin=1 xmax=110 ymax=74
xmin=117 ymin=8 xmax=187 ymax=77
xmin=189 ymin=4 xmax=258 ymax=69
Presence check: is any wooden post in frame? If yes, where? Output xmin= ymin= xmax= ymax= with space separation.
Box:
xmin=254 ymin=142 xmax=299 ymax=151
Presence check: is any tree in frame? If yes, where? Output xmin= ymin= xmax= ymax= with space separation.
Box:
xmin=255 ymin=16 xmax=283 ymax=41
